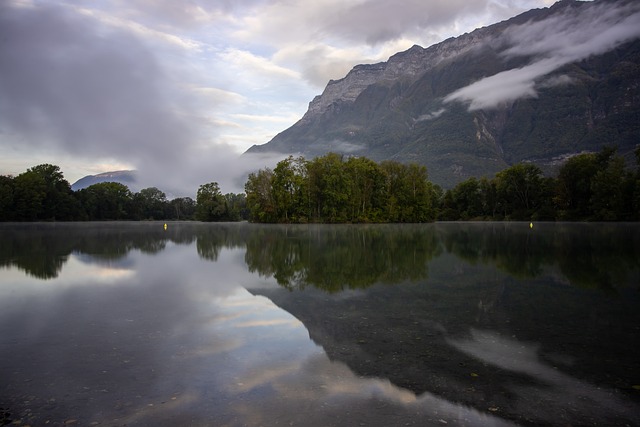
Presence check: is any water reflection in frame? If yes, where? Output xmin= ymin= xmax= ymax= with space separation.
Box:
xmin=448 ymin=329 xmax=638 ymax=425
xmin=438 ymin=222 xmax=640 ymax=290
xmin=3 ymin=222 xmax=638 ymax=291
xmin=1 ymin=222 xmax=639 ymax=426
xmin=0 ymin=223 xmax=179 ymax=279
xmin=244 ymin=224 xmax=442 ymax=291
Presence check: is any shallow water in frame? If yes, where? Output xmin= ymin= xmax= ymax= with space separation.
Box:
xmin=0 ymin=222 xmax=639 ymax=426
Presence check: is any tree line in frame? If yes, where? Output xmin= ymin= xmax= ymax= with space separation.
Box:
xmin=245 ymin=153 xmax=439 ymax=223
xmin=0 ymin=164 xmax=247 ymax=222
xmin=246 ymin=148 xmax=640 ymax=223
xmin=440 ymin=146 xmax=640 ymax=221
xmin=2 ymin=146 xmax=639 ymax=222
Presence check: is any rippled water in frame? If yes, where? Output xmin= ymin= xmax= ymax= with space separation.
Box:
xmin=1 ymin=222 xmax=639 ymax=426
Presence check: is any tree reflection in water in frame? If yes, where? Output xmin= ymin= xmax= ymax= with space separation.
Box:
xmin=1 ymin=222 xmax=639 ymax=426
xmin=2 ymin=222 xmax=639 ymax=291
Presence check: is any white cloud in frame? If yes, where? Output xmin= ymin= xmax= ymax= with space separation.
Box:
xmin=220 ymin=48 xmax=301 ymax=83
xmin=186 ymin=84 xmax=247 ymax=106
xmin=319 ymin=0 xmax=488 ymax=45
xmin=230 ymin=113 xmax=301 ymax=124
xmin=448 ymin=328 xmax=636 ymax=424
xmin=274 ymin=43 xmax=378 ymax=88
xmin=445 ymin=0 xmax=640 ymax=110
xmin=416 ymin=108 xmax=447 ymax=122
xmin=444 ymin=58 xmax=556 ymax=109
xmin=1 ymin=0 xmax=605 ymax=194
xmin=538 ymin=74 xmax=574 ymax=89
xmin=73 ymin=5 xmax=205 ymax=52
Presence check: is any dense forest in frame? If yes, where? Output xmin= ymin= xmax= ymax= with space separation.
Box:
xmin=246 ymin=147 xmax=640 ymax=223
xmin=1 ymin=146 xmax=639 ymax=222
xmin=440 ymin=146 xmax=640 ymax=222
xmin=0 ymin=164 xmax=247 ymax=222
xmin=245 ymin=154 xmax=438 ymax=223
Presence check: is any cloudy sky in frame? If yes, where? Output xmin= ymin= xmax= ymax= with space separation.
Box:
xmin=1 ymin=0 xmax=574 ymax=196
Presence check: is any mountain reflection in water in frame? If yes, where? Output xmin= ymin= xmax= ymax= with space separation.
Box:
xmin=0 ymin=222 xmax=638 ymax=426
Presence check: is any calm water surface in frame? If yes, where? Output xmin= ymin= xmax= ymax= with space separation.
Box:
xmin=0 ymin=222 xmax=639 ymax=426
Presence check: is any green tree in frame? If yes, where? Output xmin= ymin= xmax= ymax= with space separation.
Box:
xmin=430 ymin=183 xmax=444 ymax=219
xmin=379 ymin=161 xmax=435 ymax=222
xmin=494 ymin=163 xmax=544 ymax=220
xmin=379 ymin=161 xmax=405 ymax=221
xmin=247 ymin=154 xmax=437 ymax=223
xmin=245 ymin=168 xmax=276 ymax=222
xmin=555 ymin=147 xmax=629 ymax=220
xmin=169 ymin=197 xmax=196 ymax=220
xmin=345 ymin=156 xmax=386 ymax=222
xmin=135 ymin=187 xmax=168 ymax=220
xmin=11 ymin=164 xmax=79 ymax=221
xmin=535 ymin=177 xmax=558 ymax=221
xmin=450 ymin=177 xmax=484 ymax=220
xmin=401 ymin=163 xmax=435 ymax=222
xmin=13 ymin=170 xmax=46 ymax=220
xmin=77 ymin=182 xmax=134 ymax=220
xmin=223 ymin=193 xmax=248 ymax=221
xmin=0 ymin=175 xmax=15 ymax=221
xmin=590 ymin=154 xmax=626 ymax=221
xmin=196 ymin=182 xmax=226 ymax=221
xmin=439 ymin=189 xmax=459 ymax=220
xmin=555 ymin=152 xmax=599 ymax=220
xmin=308 ymin=153 xmax=351 ymax=222
xmin=271 ymin=156 xmax=309 ymax=222
xmin=479 ymin=177 xmax=498 ymax=219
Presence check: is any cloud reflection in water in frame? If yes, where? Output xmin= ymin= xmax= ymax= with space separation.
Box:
xmin=448 ymin=329 xmax=640 ymax=425
xmin=0 ymin=233 xmax=515 ymax=426
xmin=1 ymin=223 xmax=639 ymax=426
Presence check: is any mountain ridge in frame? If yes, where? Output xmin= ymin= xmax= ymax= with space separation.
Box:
xmin=246 ymin=0 xmax=640 ymax=188
xmin=71 ymin=170 xmax=137 ymax=191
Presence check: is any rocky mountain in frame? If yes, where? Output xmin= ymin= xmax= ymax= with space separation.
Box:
xmin=71 ymin=170 xmax=137 ymax=191
xmin=246 ymin=0 xmax=640 ymax=188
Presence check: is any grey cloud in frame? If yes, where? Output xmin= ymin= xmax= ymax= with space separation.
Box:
xmin=135 ymin=150 xmax=288 ymax=198
xmin=445 ymin=0 xmax=640 ymax=110
xmin=0 ymin=3 xmax=190 ymax=162
xmin=322 ymin=0 xmax=489 ymax=45
xmin=0 ymin=2 xmax=262 ymax=197
xmin=112 ymin=0 xmax=265 ymax=29
xmin=297 ymin=46 xmax=366 ymax=88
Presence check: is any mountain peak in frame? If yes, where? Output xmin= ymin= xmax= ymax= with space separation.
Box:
xmin=71 ymin=170 xmax=137 ymax=191
xmin=247 ymin=0 xmax=640 ymax=188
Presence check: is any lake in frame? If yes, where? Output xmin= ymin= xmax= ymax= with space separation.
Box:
xmin=1 ymin=222 xmax=639 ymax=426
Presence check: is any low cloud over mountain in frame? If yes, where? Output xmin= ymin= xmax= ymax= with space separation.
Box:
xmin=247 ymin=0 xmax=640 ymax=187
xmin=445 ymin=0 xmax=640 ymax=109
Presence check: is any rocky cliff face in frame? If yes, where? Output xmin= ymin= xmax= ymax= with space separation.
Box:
xmin=302 ymin=28 xmax=504 ymax=123
xmin=247 ymin=0 xmax=640 ymax=188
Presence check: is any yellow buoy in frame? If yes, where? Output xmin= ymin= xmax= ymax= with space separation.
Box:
xmin=164 ymin=223 xmax=167 ymax=230
xmin=529 ymin=222 xmax=533 ymax=229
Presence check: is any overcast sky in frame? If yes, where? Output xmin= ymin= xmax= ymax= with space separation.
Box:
xmin=1 ymin=0 xmax=584 ymax=196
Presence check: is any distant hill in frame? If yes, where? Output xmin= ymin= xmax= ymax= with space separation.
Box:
xmin=71 ymin=170 xmax=137 ymax=191
xmin=246 ymin=0 xmax=640 ymax=188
